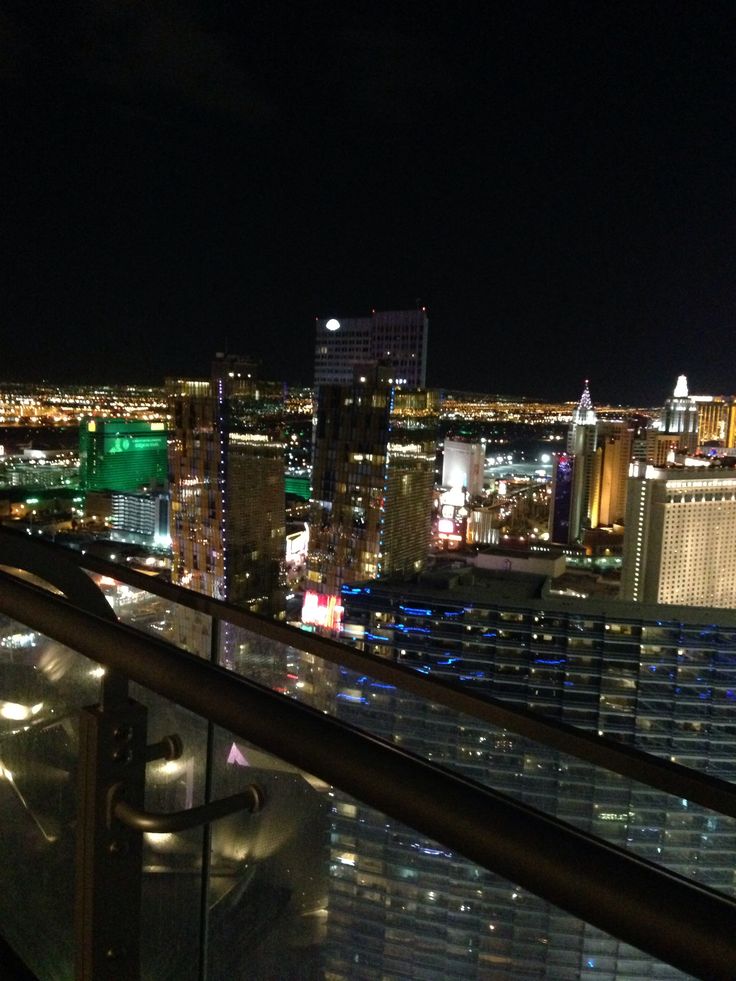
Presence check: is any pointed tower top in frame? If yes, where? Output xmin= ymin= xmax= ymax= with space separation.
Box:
xmin=673 ymin=374 xmax=689 ymax=398
xmin=573 ymin=380 xmax=596 ymax=426
xmin=579 ymin=379 xmax=593 ymax=410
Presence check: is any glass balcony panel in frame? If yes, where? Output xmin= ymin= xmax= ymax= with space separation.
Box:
xmin=77 ymin=581 xmax=736 ymax=895
xmin=0 ymin=583 xmax=716 ymax=980
xmin=209 ymin=622 xmax=736 ymax=898
xmin=204 ymin=722 xmax=690 ymax=980
xmin=85 ymin=573 xmax=212 ymax=657
xmin=130 ymin=683 xmax=208 ymax=981
xmin=206 ymin=724 xmax=329 ymax=979
xmin=0 ymin=613 xmax=103 ymax=981
xmin=70 ymin=572 xmax=736 ymax=907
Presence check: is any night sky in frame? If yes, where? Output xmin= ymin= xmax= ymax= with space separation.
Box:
xmin=2 ymin=2 xmax=734 ymax=404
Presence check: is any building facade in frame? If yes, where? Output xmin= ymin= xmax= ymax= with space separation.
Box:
xmin=549 ymin=383 xmax=599 ymax=546
xmin=659 ymin=375 xmax=699 ymax=453
xmin=326 ymin=566 xmax=736 ymax=978
xmin=441 ymin=437 xmax=485 ymax=498
xmin=644 ymin=376 xmax=700 ymax=465
xmin=566 ymin=381 xmax=598 ymax=542
xmin=304 ymin=368 xmax=438 ymax=631
xmin=620 ymin=463 xmax=736 ymax=608
xmin=79 ymin=418 xmax=168 ymax=493
xmin=588 ymin=420 xmax=633 ymax=528
xmin=106 ymin=491 xmax=169 ymax=546
xmin=314 ymin=308 xmax=429 ymax=389
xmin=168 ymin=357 xmax=286 ymax=616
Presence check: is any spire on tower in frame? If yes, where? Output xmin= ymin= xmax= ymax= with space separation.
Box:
xmin=578 ymin=379 xmax=593 ymax=411
xmin=572 ymin=380 xmax=596 ymax=426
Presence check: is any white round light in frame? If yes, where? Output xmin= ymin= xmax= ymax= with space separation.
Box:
xmin=325 ymin=318 xmax=341 ymax=331
xmin=0 ymin=701 xmax=30 ymax=721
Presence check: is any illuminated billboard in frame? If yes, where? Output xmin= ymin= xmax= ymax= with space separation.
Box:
xmin=301 ymin=590 xmax=343 ymax=632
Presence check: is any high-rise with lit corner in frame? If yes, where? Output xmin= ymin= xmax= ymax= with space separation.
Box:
xmin=167 ymin=354 xmax=286 ymax=618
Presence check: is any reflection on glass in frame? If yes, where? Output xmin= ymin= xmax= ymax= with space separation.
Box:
xmin=0 ymin=616 xmax=102 ymax=980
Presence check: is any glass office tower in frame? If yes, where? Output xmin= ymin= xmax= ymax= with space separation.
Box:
xmin=304 ymin=367 xmax=438 ymax=632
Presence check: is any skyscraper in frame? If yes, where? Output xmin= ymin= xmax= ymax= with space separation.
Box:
xmin=168 ymin=355 xmax=286 ymax=617
xmin=645 ymin=375 xmax=700 ymax=465
xmin=548 ymin=452 xmax=574 ymax=545
xmin=660 ymin=374 xmax=699 ymax=451
xmin=549 ymin=382 xmax=598 ymax=545
xmin=693 ymin=395 xmax=734 ymax=445
xmin=314 ymin=308 xmax=429 ymax=389
xmin=566 ymin=381 xmax=598 ymax=542
xmin=620 ymin=462 xmax=736 ymax=608
xmin=588 ymin=420 xmax=633 ymax=528
xmin=303 ymin=366 xmax=438 ymax=631
xmin=79 ymin=418 xmax=168 ymax=493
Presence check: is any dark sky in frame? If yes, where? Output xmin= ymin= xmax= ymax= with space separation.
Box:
xmin=2 ymin=2 xmax=734 ymax=404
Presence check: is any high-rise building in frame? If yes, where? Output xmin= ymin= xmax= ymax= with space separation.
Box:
xmin=645 ymin=376 xmax=700 ymax=465
xmin=314 ymin=308 xmax=428 ymax=389
xmin=588 ymin=420 xmax=633 ymax=528
xmin=548 ymin=452 xmax=574 ymax=544
xmin=329 ymin=565 xmax=736 ymax=977
xmin=566 ymin=381 xmax=598 ymax=542
xmin=620 ymin=462 xmax=736 ymax=608
xmin=79 ymin=418 xmax=168 ymax=493
xmin=691 ymin=394 xmax=736 ymax=448
xmin=660 ymin=374 xmax=699 ymax=450
xmin=110 ymin=491 xmax=169 ymax=546
xmin=549 ymin=383 xmax=598 ymax=544
xmin=303 ymin=366 xmax=438 ymax=631
xmin=441 ymin=437 xmax=485 ymax=497
xmin=168 ymin=355 xmax=286 ymax=616
xmin=694 ymin=396 xmax=730 ymax=444
xmin=550 ymin=388 xmax=636 ymax=543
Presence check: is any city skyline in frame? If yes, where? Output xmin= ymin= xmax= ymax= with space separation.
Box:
xmin=3 ymin=5 xmax=734 ymax=404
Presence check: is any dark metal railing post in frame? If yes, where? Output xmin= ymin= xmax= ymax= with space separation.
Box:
xmin=74 ymin=692 xmax=147 ymax=981
xmin=197 ymin=616 xmax=220 ymax=981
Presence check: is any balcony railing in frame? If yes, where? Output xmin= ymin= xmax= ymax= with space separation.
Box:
xmin=0 ymin=529 xmax=734 ymax=979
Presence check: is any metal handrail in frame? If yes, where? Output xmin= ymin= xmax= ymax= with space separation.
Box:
xmin=60 ymin=541 xmax=736 ymax=821
xmin=0 ymin=568 xmax=735 ymax=979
